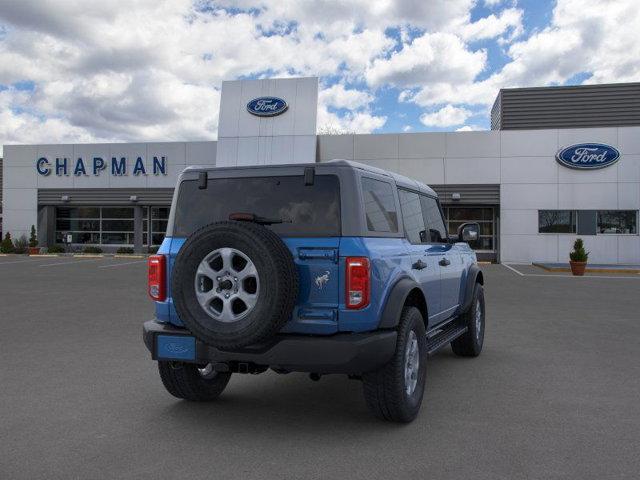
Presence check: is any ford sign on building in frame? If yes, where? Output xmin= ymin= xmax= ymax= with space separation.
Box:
xmin=556 ymin=143 xmax=620 ymax=169
xmin=246 ymin=97 xmax=288 ymax=117
xmin=1 ymin=79 xmax=639 ymax=265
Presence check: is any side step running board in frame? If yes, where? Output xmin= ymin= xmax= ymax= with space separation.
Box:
xmin=426 ymin=325 xmax=467 ymax=356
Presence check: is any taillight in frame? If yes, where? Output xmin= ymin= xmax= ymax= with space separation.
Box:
xmin=148 ymin=255 xmax=166 ymax=301
xmin=346 ymin=257 xmax=370 ymax=309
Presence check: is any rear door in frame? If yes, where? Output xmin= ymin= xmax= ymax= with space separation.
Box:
xmin=420 ymin=195 xmax=462 ymax=320
xmin=398 ymin=189 xmax=443 ymax=326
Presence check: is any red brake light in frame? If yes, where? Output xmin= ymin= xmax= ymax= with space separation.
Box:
xmin=148 ymin=255 xmax=166 ymax=301
xmin=346 ymin=257 xmax=370 ymax=309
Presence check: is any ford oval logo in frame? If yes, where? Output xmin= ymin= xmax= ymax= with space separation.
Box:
xmin=166 ymin=343 xmax=189 ymax=354
xmin=556 ymin=143 xmax=620 ymax=170
xmin=247 ymin=97 xmax=288 ymax=117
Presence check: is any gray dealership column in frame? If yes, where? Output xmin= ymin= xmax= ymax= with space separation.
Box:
xmin=133 ymin=206 xmax=144 ymax=253
xmin=37 ymin=206 xmax=56 ymax=247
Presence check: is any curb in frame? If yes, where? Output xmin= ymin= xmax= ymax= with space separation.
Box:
xmin=533 ymin=263 xmax=640 ymax=275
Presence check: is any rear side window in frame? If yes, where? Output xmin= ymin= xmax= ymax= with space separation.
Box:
xmin=173 ymin=175 xmax=341 ymax=237
xmin=420 ymin=196 xmax=447 ymax=243
xmin=398 ymin=189 xmax=426 ymax=244
xmin=361 ymin=177 xmax=398 ymax=233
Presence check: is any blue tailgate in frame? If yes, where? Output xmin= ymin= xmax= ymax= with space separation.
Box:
xmin=156 ymin=236 xmax=341 ymax=334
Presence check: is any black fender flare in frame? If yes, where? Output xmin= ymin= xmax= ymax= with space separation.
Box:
xmin=378 ymin=277 xmax=425 ymax=329
xmin=459 ymin=263 xmax=484 ymax=314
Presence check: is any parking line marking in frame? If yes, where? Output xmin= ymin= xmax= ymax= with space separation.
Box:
xmin=39 ymin=258 xmax=103 ymax=267
xmin=502 ymin=263 xmax=524 ymax=276
xmin=98 ymin=260 xmax=147 ymax=269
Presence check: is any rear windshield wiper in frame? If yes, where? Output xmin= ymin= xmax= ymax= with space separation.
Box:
xmin=229 ymin=212 xmax=291 ymax=225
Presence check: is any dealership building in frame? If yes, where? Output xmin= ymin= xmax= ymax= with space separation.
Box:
xmin=1 ymin=78 xmax=639 ymax=264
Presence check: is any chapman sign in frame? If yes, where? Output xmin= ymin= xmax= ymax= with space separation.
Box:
xmin=556 ymin=143 xmax=620 ymax=170
xmin=36 ymin=156 xmax=167 ymax=177
xmin=246 ymin=97 xmax=288 ymax=117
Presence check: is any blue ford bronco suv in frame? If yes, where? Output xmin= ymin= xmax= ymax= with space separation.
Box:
xmin=144 ymin=160 xmax=485 ymax=422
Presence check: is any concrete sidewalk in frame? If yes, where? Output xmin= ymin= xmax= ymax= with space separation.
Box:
xmin=533 ymin=262 xmax=640 ymax=274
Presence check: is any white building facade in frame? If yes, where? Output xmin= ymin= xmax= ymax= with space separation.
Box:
xmin=2 ymin=77 xmax=639 ymax=264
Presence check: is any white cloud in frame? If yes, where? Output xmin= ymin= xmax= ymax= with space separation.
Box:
xmin=366 ymin=32 xmax=486 ymax=88
xmin=317 ymin=82 xmax=384 ymax=133
xmin=402 ymin=125 xmax=413 ymax=132
xmin=404 ymin=0 xmax=640 ymax=111
xmin=319 ymin=84 xmax=373 ymax=110
xmin=456 ymin=125 xmax=484 ymax=132
xmin=0 ymin=0 xmax=638 ymax=147
xmin=317 ymin=106 xmax=386 ymax=134
xmin=459 ymin=8 xmax=523 ymax=42
xmin=420 ymin=105 xmax=472 ymax=127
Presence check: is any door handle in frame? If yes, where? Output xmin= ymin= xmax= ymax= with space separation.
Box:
xmin=439 ymin=257 xmax=451 ymax=267
xmin=412 ymin=259 xmax=427 ymax=270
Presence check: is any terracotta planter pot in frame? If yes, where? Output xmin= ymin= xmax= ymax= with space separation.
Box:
xmin=28 ymin=246 xmax=40 ymax=255
xmin=569 ymin=260 xmax=587 ymax=276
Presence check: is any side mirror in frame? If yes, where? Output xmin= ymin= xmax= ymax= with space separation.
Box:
xmin=457 ymin=222 xmax=480 ymax=243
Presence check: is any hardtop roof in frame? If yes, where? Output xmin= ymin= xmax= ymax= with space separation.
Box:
xmin=183 ymin=159 xmax=437 ymax=197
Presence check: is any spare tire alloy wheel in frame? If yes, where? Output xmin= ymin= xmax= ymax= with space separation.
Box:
xmin=172 ymin=221 xmax=299 ymax=350
xmin=195 ymin=247 xmax=259 ymax=322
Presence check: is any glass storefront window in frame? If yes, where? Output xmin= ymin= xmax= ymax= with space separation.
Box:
xmin=102 ymin=207 xmax=135 ymax=219
xmin=445 ymin=207 xmax=495 ymax=251
xmin=55 ymin=206 xmax=135 ymax=246
xmin=143 ymin=206 xmax=170 ymax=246
xmin=101 ymin=232 xmax=134 ymax=244
xmin=56 ymin=207 xmax=100 ymax=219
xmin=597 ymin=210 xmax=638 ymax=234
xmin=538 ymin=210 xmax=577 ymax=233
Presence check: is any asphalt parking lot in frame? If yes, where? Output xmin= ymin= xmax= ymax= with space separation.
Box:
xmin=1 ymin=256 xmax=639 ymax=479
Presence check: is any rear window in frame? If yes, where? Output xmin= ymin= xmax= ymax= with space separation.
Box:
xmin=173 ymin=175 xmax=341 ymax=237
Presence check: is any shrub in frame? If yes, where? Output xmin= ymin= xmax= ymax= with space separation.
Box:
xmin=47 ymin=245 xmax=66 ymax=254
xmin=13 ymin=235 xmax=29 ymax=254
xmin=29 ymin=225 xmax=38 ymax=248
xmin=148 ymin=246 xmax=159 ymax=254
xmin=116 ymin=247 xmax=135 ymax=254
xmin=83 ymin=246 xmax=103 ymax=254
xmin=569 ymin=238 xmax=589 ymax=262
xmin=1 ymin=233 xmax=15 ymax=253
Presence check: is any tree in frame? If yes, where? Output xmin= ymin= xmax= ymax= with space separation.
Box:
xmin=317 ymin=123 xmax=355 ymax=135
xmin=29 ymin=225 xmax=38 ymax=248
xmin=1 ymin=232 xmax=15 ymax=253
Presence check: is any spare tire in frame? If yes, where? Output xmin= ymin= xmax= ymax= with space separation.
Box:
xmin=171 ymin=221 xmax=298 ymax=349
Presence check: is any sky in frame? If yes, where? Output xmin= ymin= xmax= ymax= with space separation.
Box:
xmin=0 ymin=0 xmax=638 ymax=154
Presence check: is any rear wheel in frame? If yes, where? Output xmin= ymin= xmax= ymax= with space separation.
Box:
xmin=158 ymin=361 xmax=231 ymax=401
xmin=451 ymin=283 xmax=485 ymax=357
xmin=362 ymin=306 xmax=427 ymax=423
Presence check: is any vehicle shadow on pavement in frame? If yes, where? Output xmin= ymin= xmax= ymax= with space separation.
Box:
xmin=155 ymin=355 xmax=459 ymax=434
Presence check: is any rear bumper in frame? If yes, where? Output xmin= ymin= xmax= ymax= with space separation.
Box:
xmin=143 ymin=320 xmax=397 ymax=374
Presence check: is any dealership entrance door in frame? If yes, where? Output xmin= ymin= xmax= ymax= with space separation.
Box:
xmin=432 ymin=184 xmax=500 ymax=263
xmin=443 ymin=206 xmax=498 ymax=262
